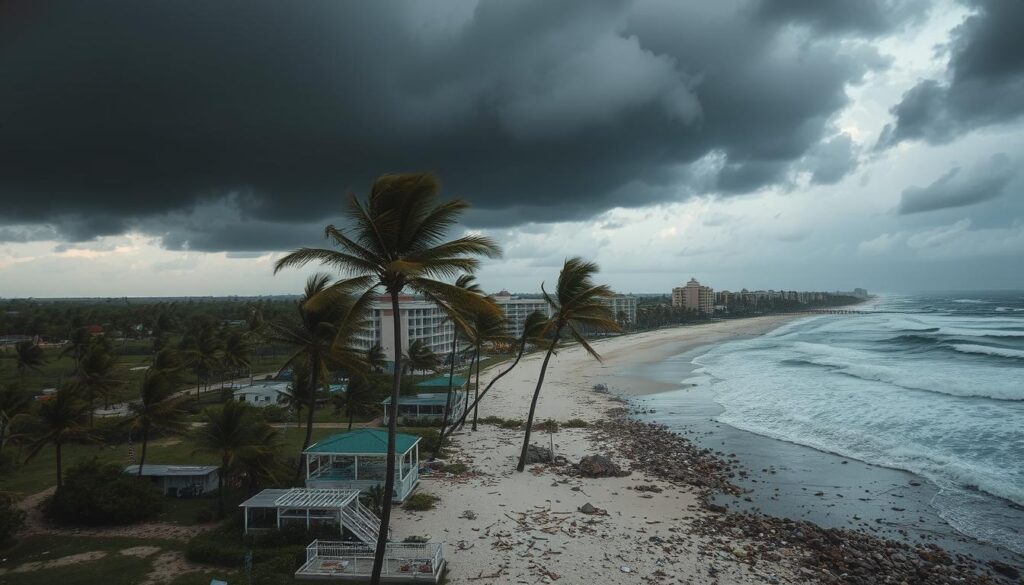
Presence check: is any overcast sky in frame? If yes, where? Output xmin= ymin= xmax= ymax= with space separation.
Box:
xmin=1 ymin=0 xmax=1022 ymax=297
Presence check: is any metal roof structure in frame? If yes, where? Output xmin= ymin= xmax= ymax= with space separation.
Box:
xmin=414 ymin=376 xmax=466 ymax=389
xmin=124 ymin=464 xmax=219 ymax=477
xmin=379 ymin=392 xmax=463 ymax=406
xmin=304 ymin=429 xmax=420 ymax=455
xmin=239 ymin=488 xmax=361 ymax=510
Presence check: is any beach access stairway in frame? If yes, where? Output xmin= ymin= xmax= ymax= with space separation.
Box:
xmin=341 ymin=501 xmax=383 ymax=545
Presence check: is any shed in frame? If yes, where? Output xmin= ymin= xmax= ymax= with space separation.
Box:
xmin=304 ymin=429 xmax=421 ymax=502
xmin=124 ymin=464 xmax=219 ymax=497
xmin=233 ymin=380 xmax=291 ymax=407
xmin=381 ymin=391 xmax=465 ymax=426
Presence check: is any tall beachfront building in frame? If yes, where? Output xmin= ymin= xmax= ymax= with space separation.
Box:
xmin=606 ymin=294 xmax=637 ymax=326
xmin=354 ymin=296 xmax=454 ymax=370
xmin=672 ymin=278 xmax=714 ymax=314
xmin=491 ymin=291 xmax=551 ymax=337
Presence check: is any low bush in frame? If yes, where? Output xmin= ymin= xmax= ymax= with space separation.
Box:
xmin=498 ymin=419 xmax=524 ymax=430
xmin=477 ymin=415 xmax=505 ymax=425
xmin=563 ymin=418 xmax=590 ymax=428
xmin=439 ymin=462 xmax=469 ymax=475
xmin=185 ymin=523 xmax=334 ymax=567
xmin=0 ymin=493 xmax=26 ymax=547
xmin=43 ymin=460 xmax=163 ymax=526
xmin=258 ymin=405 xmax=291 ymax=423
xmin=403 ymin=493 xmax=440 ymax=512
xmin=533 ymin=419 xmax=559 ymax=432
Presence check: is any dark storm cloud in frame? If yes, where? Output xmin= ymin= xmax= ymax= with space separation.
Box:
xmin=0 ymin=0 xmax=921 ymax=251
xmin=897 ymin=153 xmax=1016 ymax=214
xmin=878 ymin=0 xmax=1024 ymax=147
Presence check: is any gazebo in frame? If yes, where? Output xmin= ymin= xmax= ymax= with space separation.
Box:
xmin=304 ymin=429 xmax=421 ymax=502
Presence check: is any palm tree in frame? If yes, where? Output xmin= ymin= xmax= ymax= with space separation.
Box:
xmin=73 ymin=344 xmax=122 ymax=426
xmin=0 ymin=384 xmax=31 ymax=455
xmin=193 ymin=400 xmax=276 ymax=517
xmin=24 ymin=385 xmax=91 ymax=491
xmin=14 ymin=341 xmax=46 ymax=383
xmin=332 ymin=373 xmax=380 ymax=430
xmin=280 ymin=362 xmax=315 ymax=428
xmin=182 ymin=327 xmax=223 ymax=398
xmin=466 ymin=306 xmax=509 ymax=431
xmin=273 ymin=172 xmax=501 ymax=585
xmin=221 ymin=331 xmax=253 ymax=386
xmin=126 ymin=371 xmax=188 ymax=475
xmin=366 ymin=345 xmax=387 ymax=373
xmin=266 ymin=274 xmax=368 ymax=476
xmin=516 ymin=258 xmax=620 ymax=472
xmin=60 ymin=327 xmax=92 ymax=371
xmin=434 ymin=310 xmax=547 ymax=452
xmin=234 ymin=425 xmax=287 ymax=496
xmin=403 ymin=340 xmax=440 ymax=376
xmin=438 ymin=274 xmax=485 ymax=440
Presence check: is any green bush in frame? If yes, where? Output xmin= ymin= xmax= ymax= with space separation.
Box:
xmin=403 ymin=493 xmax=440 ymax=511
xmin=258 ymin=405 xmax=290 ymax=423
xmin=533 ymin=419 xmax=559 ymax=432
xmin=498 ymin=419 xmax=524 ymax=430
xmin=185 ymin=523 xmax=333 ymax=567
xmin=0 ymin=493 xmax=26 ymax=547
xmin=563 ymin=418 xmax=590 ymax=428
xmin=439 ymin=462 xmax=469 ymax=474
xmin=42 ymin=460 xmax=163 ymax=526
xmin=477 ymin=415 xmax=505 ymax=425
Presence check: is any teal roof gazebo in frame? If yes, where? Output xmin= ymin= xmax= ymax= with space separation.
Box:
xmin=304 ymin=429 xmax=422 ymax=502
xmin=414 ymin=376 xmax=467 ymax=391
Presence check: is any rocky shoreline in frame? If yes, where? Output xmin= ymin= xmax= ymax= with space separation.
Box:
xmin=589 ymin=408 xmax=1022 ymax=584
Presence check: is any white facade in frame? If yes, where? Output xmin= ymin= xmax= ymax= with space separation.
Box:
xmin=491 ymin=291 xmax=552 ymax=337
xmin=354 ymin=296 xmax=453 ymax=368
xmin=604 ymin=294 xmax=637 ymax=325
xmin=234 ymin=381 xmax=291 ymax=407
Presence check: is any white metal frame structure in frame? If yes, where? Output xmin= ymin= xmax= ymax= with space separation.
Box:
xmin=295 ymin=540 xmax=445 ymax=583
xmin=239 ymin=488 xmax=381 ymax=544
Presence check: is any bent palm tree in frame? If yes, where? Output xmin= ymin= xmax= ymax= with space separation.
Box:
xmin=437 ymin=274 xmax=485 ymax=440
xmin=403 ymin=339 xmax=440 ymax=375
xmin=332 ymin=373 xmax=379 ymax=430
xmin=436 ymin=310 xmax=547 ymax=448
xmin=516 ymin=258 xmax=620 ymax=472
xmin=466 ymin=305 xmax=509 ymax=431
xmin=24 ymin=385 xmax=91 ymax=491
xmin=274 ymin=172 xmax=501 ymax=585
xmin=13 ymin=341 xmax=46 ymax=383
xmin=193 ymin=400 xmax=275 ymax=517
xmin=126 ymin=371 xmax=187 ymax=475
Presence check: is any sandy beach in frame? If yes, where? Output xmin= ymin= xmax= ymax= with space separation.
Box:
xmin=390 ymin=316 xmax=803 ymax=585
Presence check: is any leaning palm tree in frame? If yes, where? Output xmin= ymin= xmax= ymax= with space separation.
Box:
xmin=403 ymin=339 xmax=440 ymax=376
xmin=193 ymin=400 xmax=275 ymax=517
xmin=126 ymin=371 xmax=188 ymax=475
xmin=266 ymin=274 xmax=368 ymax=477
xmin=273 ymin=172 xmax=501 ymax=585
xmin=332 ymin=373 xmax=380 ymax=431
xmin=466 ymin=305 xmax=509 ymax=431
xmin=434 ymin=310 xmax=548 ymax=452
xmin=280 ymin=362 xmax=315 ymax=429
xmin=13 ymin=341 xmax=46 ymax=384
xmin=437 ymin=274 xmax=485 ymax=437
xmin=516 ymin=258 xmax=620 ymax=472
xmin=234 ymin=425 xmax=288 ymax=496
xmin=23 ymin=385 xmax=91 ymax=491
xmin=73 ymin=344 xmax=122 ymax=426
xmin=366 ymin=345 xmax=387 ymax=374
xmin=0 ymin=384 xmax=31 ymax=455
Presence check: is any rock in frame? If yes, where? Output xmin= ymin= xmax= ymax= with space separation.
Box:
xmin=459 ymin=510 xmax=477 ymax=520
xmin=524 ymin=444 xmax=553 ymax=464
xmin=988 ymin=560 xmax=1020 ymax=579
xmin=619 ymin=565 xmax=632 ymax=573
xmin=577 ymin=454 xmax=627 ymax=478
xmin=577 ymin=502 xmax=607 ymax=515
xmin=732 ymin=546 xmax=747 ymax=559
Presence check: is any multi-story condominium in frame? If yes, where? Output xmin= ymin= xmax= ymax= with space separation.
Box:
xmin=605 ymin=294 xmax=637 ymax=326
xmin=491 ymin=290 xmax=552 ymax=337
xmin=671 ymin=278 xmax=714 ymax=314
xmin=354 ymin=296 xmax=453 ymax=370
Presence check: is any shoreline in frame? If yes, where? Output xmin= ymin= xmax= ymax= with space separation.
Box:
xmin=391 ymin=316 xmax=1021 ymax=584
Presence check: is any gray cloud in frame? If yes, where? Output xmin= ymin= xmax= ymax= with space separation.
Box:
xmin=878 ymin=0 xmax=1024 ymax=147
xmin=0 ymin=0 xmax=922 ymax=251
xmin=897 ymin=153 xmax=1016 ymax=214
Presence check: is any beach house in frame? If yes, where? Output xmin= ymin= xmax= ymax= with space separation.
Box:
xmin=381 ymin=376 xmax=466 ymax=425
xmin=124 ymin=464 xmax=220 ymax=497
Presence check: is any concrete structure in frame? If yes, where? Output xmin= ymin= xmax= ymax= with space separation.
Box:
xmin=604 ymin=294 xmax=637 ymax=326
xmin=303 ymin=429 xmax=421 ymax=502
xmin=672 ymin=278 xmax=714 ymax=314
xmin=124 ymin=464 xmax=220 ymax=497
xmin=354 ymin=296 xmax=453 ymax=371
xmin=491 ymin=291 xmax=552 ymax=337
xmin=233 ymin=380 xmax=291 ymax=407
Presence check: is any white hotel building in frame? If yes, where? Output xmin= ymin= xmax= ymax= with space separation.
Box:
xmin=492 ymin=290 xmax=637 ymax=336
xmin=354 ymin=296 xmax=454 ymax=370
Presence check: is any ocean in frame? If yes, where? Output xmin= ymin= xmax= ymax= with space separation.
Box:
xmin=633 ymin=291 xmax=1024 ymax=558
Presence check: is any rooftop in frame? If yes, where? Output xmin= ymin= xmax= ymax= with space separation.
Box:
xmin=239 ymin=488 xmax=360 ymax=509
xmin=414 ymin=376 xmax=466 ymax=389
xmin=304 ymin=429 xmax=421 ymax=455
xmin=124 ymin=464 xmax=219 ymax=477
xmin=380 ymin=392 xmax=463 ymax=406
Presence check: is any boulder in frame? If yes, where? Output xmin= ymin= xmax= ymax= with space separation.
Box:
xmin=578 ymin=454 xmax=628 ymax=478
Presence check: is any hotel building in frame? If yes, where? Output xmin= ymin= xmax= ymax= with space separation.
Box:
xmin=354 ymin=296 xmax=454 ymax=370
xmin=672 ymin=278 xmax=715 ymax=315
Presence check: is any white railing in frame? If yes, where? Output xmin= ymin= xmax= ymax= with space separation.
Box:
xmin=297 ymin=540 xmax=443 ymax=580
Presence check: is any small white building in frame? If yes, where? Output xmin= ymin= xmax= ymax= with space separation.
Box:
xmin=124 ymin=464 xmax=220 ymax=497
xmin=233 ymin=380 xmax=291 ymax=407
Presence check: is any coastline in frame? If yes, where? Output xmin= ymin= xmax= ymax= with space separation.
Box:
xmin=392 ymin=315 xmax=1022 ymax=584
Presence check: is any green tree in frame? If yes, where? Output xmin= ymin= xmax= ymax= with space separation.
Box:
xmin=193 ymin=400 xmax=277 ymax=517
xmin=60 ymin=327 xmax=93 ymax=371
xmin=438 ymin=274 xmax=485 ymax=440
xmin=13 ymin=341 xmax=46 ymax=384
xmin=403 ymin=339 xmax=440 ymax=375
xmin=333 ymin=373 xmax=380 ymax=431
xmin=0 ymin=384 xmax=32 ymax=455
xmin=126 ymin=371 xmax=188 ymax=475
xmin=73 ymin=344 xmax=123 ymax=426
xmin=516 ymin=258 xmax=619 ymax=472
xmin=466 ymin=305 xmax=509 ymax=431
xmin=24 ymin=385 xmax=92 ymax=491
xmin=221 ymin=330 xmax=253 ymax=385
xmin=273 ymin=172 xmax=500 ymax=584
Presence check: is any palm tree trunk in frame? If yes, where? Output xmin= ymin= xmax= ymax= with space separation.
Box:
xmin=347 ymin=411 xmax=354 ymax=432
xmin=295 ymin=356 xmax=318 ymax=482
xmin=218 ymin=453 xmax=228 ymax=518
xmin=517 ymin=333 xmax=560 ymax=472
xmin=471 ymin=346 xmax=481 ymax=431
xmin=436 ymin=333 xmax=458 ymax=448
xmin=463 ymin=350 xmax=474 ymax=422
xmin=438 ymin=337 xmax=529 ymax=446
xmin=370 ymin=291 xmax=404 ymax=585
xmin=138 ymin=425 xmax=149 ymax=476
xmin=55 ymin=440 xmax=64 ymax=491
